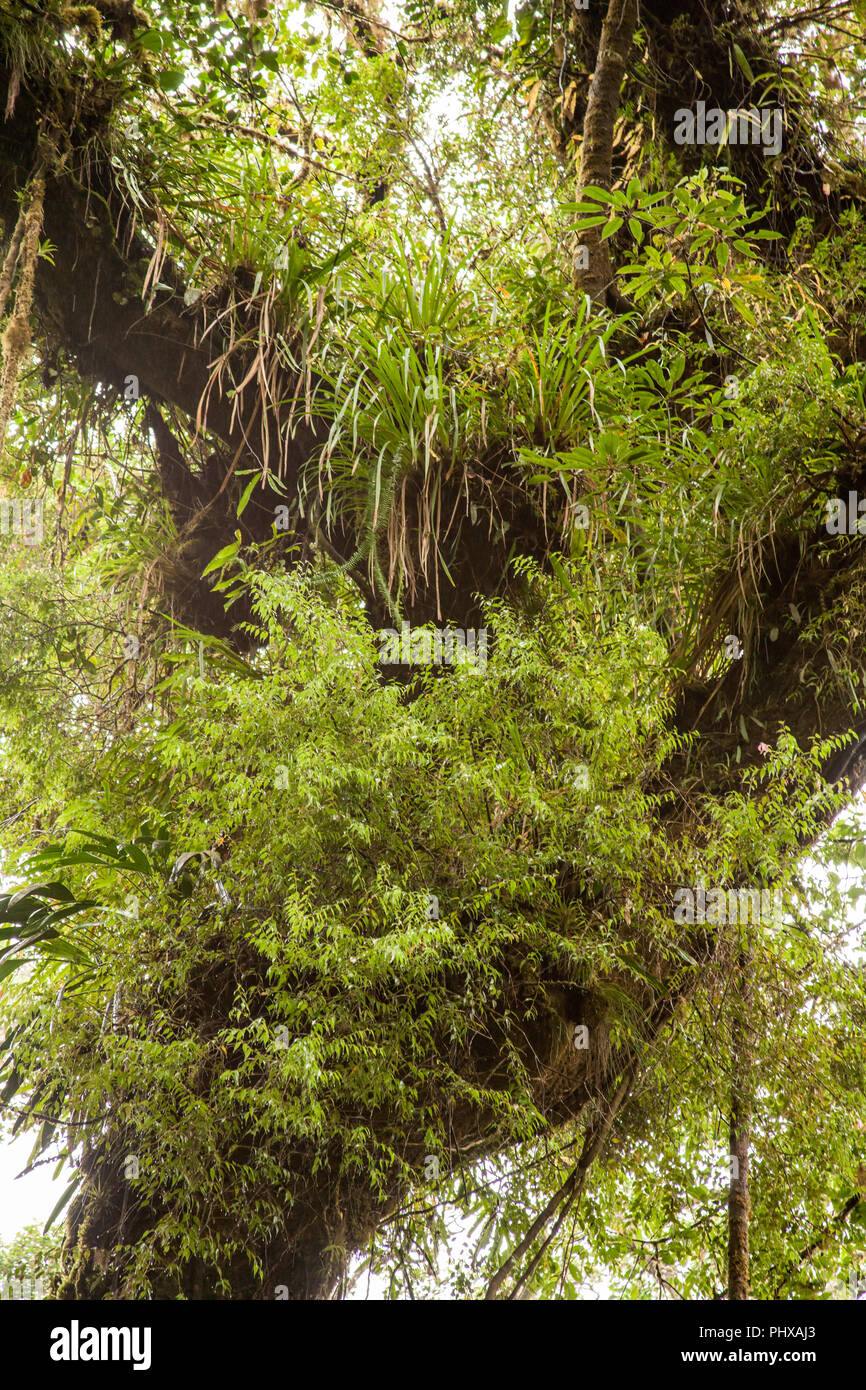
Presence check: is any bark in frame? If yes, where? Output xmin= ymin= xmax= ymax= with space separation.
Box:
xmin=60 ymin=1141 xmax=386 ymax=1300
xmin=574 ymin=0 xmax=638 ymax=302
xmin=727 ymin=939 xmax=752 ymax=1301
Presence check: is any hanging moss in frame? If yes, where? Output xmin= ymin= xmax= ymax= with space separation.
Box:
xmin=0 ymin=168 xmax=44 ymax=458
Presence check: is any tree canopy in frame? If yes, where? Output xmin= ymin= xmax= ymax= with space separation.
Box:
xmin=0 ymin=0 xmax=865 ymax=1301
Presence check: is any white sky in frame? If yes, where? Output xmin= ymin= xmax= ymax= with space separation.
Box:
xmin=0 ymin=1134 xmax=74 ymax=1242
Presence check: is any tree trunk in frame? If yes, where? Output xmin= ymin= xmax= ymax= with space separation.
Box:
xmin=574 ymin=0 xmax=638 ymax=302
xmin=727 ymin=939 xmax=752 ymax=1301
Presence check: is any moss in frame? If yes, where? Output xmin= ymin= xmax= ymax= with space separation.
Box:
xmin=1 ymin=313 xmax=30 ymax=357
xmin=73 ymin=2 xmax=152 ymax=42
xmin=74 ymin=7 xmax=103 ymax=40
xmin=58 ymin=5 xmax=100 ymax=39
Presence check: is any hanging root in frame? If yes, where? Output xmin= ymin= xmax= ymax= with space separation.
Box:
xmin=0 ymin=167 xmax=46 ymax=461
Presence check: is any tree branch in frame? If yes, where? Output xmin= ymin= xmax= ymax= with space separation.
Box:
xmin=574 ymin=0 xmax=638 ymax=303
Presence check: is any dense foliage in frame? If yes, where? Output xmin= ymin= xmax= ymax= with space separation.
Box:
xmin=0 ymin=0 xmax=864 ymax=1299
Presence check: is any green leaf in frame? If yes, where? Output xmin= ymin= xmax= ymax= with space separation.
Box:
xmin=572 ymin=215 xmax=610 ymax=233
xmin=43 ymin=1178 xmax=80 ymax=1234
xmin=237 ymin=476 xmax=259 ymax=519
xmin=0 ymin=959 xmax=30 ymax=983
xmin=732 ymin=42 xmax=755 ymax=85
xmin=8 ymin=881 xmax=74 ymax=907
xmin=37 ymin=939 xmax=91 ymax=966
xmin=1 ymin=1066 xmax=23 ymax=1105
xmin=549 ymin=553 xmax=579 ymax=603
xmin=135 ymin=30 xmax=162 ymax=53
xmin=577 ymin=186 xmax=616 ymax=205
xmin=202 ymin=541 xmax=241 ymax=579
xmin=733 ymin=296 xmax=756 ymax=326
xmin=157 ymin=69 xmax=186 ymax=93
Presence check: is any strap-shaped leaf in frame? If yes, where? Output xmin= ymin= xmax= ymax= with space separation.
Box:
xmin=43 ymin=1176 xmax=80 ymax=1234
xmin=8 ymin=880 xmax=75 ymax=906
